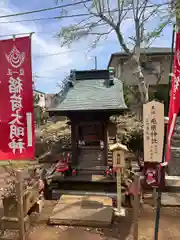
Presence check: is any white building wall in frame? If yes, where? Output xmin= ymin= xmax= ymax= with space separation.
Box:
xmin=33 ymin=91 xmax=46 ymax=108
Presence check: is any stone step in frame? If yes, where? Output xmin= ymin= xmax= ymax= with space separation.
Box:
xmin=77 ymin=168 xmax=106 ymax=175
xmin=161 ymin=176 xmax=180 ymax=206
xmin=49 ymin=195 xmax=113 ymax=227
xmin=161 ymin=193 xmax=180 ymax=206
xmin=171 ymin=140 xmax=180 ymax=147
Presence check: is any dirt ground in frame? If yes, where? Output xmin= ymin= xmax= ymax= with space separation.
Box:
xmin=24 ymin=201 xmax=180 ymax=240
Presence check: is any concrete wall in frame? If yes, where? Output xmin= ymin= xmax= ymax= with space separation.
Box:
xmin=113 ymin=55 xmax=170 ymax=86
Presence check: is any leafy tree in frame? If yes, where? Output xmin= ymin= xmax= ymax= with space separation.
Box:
xmin=116 ymin=114 xmax=143 ymax=163
xmin=55 ymin=0 xmax=174 ymax=104
xmin=176 ymin=0 xmax=180 ymax=24
xmin=170 ymin=0 xmax=179 ymax=20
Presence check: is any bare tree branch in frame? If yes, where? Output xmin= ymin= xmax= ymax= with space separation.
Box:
xmin=138 ymin=0 xmax=149 ymax=19
xmin=139 ymin=5 xmax=163 ymax=28
xmin=106 ymin=0 xmax=115 ymax=23
xmin=88 ymin=28 xmax=113 ymax=35
xmin=140 ymin=11 xmax=145 ymax=42
xmin=98 ymin=12 xmax=131 ymax=53
xmin=136 ymin=0 xmax=140 ymax=18
xmin=117 ymin=0 xmax=126 ymax=27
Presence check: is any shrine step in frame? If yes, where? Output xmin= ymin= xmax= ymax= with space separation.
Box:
xmin=131 ymin=161 xmax=140 ymax=172
xmin=77 ymin=167 xmax=106 ymax=175
xmin=78 ymin=161 xmax=106 ymax=168
xmin=1 ymin=215 xmax=30 ymax=231
xmin=78 ymin=170 xmax=105 ymax=176
xmin=161 ymin=176 xmax=180 ymax=206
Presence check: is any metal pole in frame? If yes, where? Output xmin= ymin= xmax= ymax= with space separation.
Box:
xmin=16 ymin=169 xmax=25 ymax=240
xmin=116 ymin=169 xmax=121 ymax=212
xmin=133 ymin=174 xmax=140 ymax=240
xmin=154 ymin=24 xmax=176 ymax=240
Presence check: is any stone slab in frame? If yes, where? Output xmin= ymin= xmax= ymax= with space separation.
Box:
xmin=91 ymin=175 xmax=108 ymax=181
xmin=49 ymin=195 xmax=113 ymax=227
xmin=0 ymin=230 xmax=19 ymax=240
xmin=60 ymin=195 xmax=112 ymax=206
xmin=165 ymin=175 xmax=180 ymax=186
xmin=161 ymin=176 xmax=180 ymax=206
xmin=161 ymin=193 xmax=180 ymax=206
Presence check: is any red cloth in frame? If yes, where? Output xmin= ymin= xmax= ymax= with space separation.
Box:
xmin=0 ymin=37 xmax=34 ymax=160
xmin=166 ymin=32 xmax=180 ymax=163
xmin=128 ymin=181 xmax=141 ymax=196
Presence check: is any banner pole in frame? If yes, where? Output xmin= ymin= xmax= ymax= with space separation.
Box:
xmin=16 ymin=169 xmax=25 ymax=240
xmin=154 ymin=23 xmax=176 ymax=240
xmin=29 ymin=32 xmax=34 ymax=39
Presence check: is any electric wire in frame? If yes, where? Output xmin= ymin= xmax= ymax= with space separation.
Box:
xmin=0 ymin=0 xmax=92 ymax=19
xmin=0 ymin=2 xmax=170 ymax=24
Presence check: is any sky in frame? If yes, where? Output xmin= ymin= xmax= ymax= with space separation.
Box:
xmin=0 ymin=0 xmax=173 ymax=93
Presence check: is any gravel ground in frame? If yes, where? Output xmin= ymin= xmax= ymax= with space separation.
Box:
xmin=0 ymin=165 xmax=179 ymax=240
xmin=25 ymin=201 xmax=180 ymax=240
xmin=0 ymin=200 xmax=180 ymax=239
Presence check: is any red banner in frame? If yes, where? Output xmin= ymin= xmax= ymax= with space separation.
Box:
xmin=166 ymin=32 xmax=180 ymax=163
xmin=0 ymin=36 xmax=34 ymax=160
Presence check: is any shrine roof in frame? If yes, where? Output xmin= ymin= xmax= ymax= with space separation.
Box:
xmin=48 ymin=70 xmax=127 ymax=113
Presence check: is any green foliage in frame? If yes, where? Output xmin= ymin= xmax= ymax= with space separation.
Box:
xmin=177 ymin=0 xmax=180 ymax=20
xmin=145 ymin=20 xmax=171 ymax=44
xmin=122 ymin=128 xmax=143 ymax=156
xmin=123 ymin=85 xmax=141 ymax=107
xmin=124 ymin=84 xmax=169 ymax=109
xmin=121 ymin=84 xmax=169 ymax=156
xmin=116 ymin=114 xmax=143 ymax=156
xmin=58 ymin=25 xmax=90 ymax=46
xmin=153 ymin=85 xmax=169 ymax=112
xmin=34 ymin=93 xmax=40 ymax=105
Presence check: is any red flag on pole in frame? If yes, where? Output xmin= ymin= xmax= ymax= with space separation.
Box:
xmin=0 ymin=36 xmax=35 ymax=160
xmin=166 ymin=32 xmax=180 ymax=163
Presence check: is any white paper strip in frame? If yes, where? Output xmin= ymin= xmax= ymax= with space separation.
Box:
xmin=26 ymin=112 xmax=32 ymax=147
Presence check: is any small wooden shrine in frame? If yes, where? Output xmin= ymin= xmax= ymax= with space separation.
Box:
xmin=48 ymin=69 xmax=127 ymax=171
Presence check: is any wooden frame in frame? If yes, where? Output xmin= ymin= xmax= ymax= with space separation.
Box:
xmin=113 ymin=150 xmax=125 ymax=168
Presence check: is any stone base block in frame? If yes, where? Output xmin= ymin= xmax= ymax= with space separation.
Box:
xmin=31 ymin=200 xmax=44 ymax=213
xmin=1 ymin=215 xmax=30 ymax=231
xmin=0 ymin=230 xmax=19 ymax=240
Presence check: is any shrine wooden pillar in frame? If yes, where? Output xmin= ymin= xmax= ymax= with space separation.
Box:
xmin=71 ymin=121 xmax=78 ymax=166
xmin=103 ymin=121 xmax=108 ymax=166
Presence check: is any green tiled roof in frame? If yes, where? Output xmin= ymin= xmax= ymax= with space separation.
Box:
xmin=48 ymin=78 xmax=127 ymax=112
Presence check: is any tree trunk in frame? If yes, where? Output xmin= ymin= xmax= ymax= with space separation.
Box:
xmin=131 ymin=48 xmax=149 ymax=104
